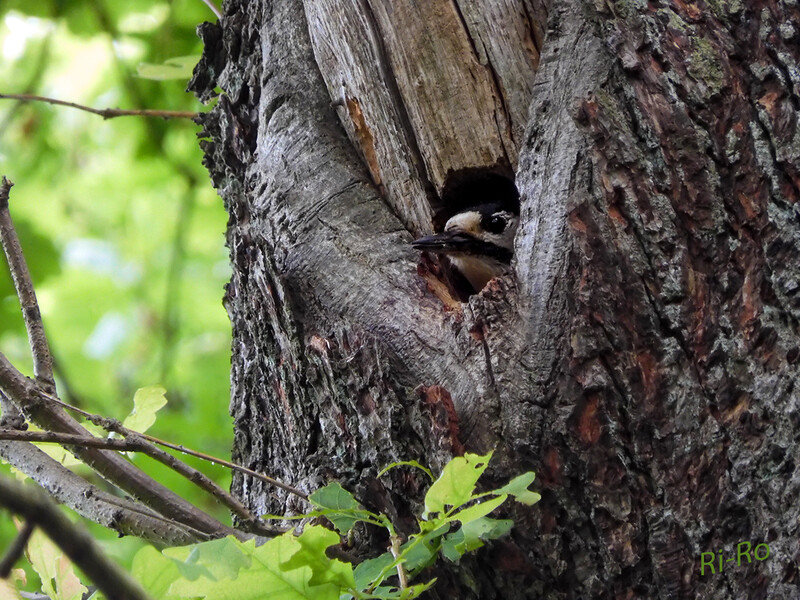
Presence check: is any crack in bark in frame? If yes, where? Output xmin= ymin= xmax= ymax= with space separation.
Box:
xmin=357 ymin=0 xmax=440 ymax=204
xmin=449 ymin=0 xmax=482 ymax=62
xmin=449 ymin=1 xmax=515 ymax=157
xmin=520 ymin=0 xmax=544 ymax=57
xmin=487 ymin=55 xmax=517 ymax=156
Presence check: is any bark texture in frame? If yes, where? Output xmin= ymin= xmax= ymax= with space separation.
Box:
xmin=191 ymin=0 xmax=800 ymax=598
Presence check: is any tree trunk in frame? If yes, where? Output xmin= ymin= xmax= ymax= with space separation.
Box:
xmin=190 ymin=0 xmax=800 ymax=598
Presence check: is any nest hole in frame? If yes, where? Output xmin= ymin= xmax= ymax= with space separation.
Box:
xmin=432 ymin=167 xmax=520 ymax=232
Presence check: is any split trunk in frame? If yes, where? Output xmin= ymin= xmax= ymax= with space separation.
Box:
xmin=191 ymin=0 xmax=800 ymax=598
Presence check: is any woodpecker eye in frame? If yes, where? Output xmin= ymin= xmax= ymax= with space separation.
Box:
xmin=482 ymin=214 xmax=508 ymax=234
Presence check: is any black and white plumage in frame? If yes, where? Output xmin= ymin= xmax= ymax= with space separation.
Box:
xmin=412 ymin=202 xmax=519 ymax=294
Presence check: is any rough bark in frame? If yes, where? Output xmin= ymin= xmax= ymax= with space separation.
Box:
xmin=191 ymin=0 xmax=800 ymax=598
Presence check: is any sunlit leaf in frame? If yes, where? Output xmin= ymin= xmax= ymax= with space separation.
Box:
xmin=424 ymin=452 xmax=493 ymax=516
xmin=162 ymin=536 xmax=249 ymax=582
xmin=0 ymin=568 xmax=26 ymax=600
xmin=168 ymin=535 xmax=347 ymax=600
xmin=131 ymin=546 xmax=182 ymax=600
xmin=280 ymin=526 xmax=354 ymax=589
xmin=25 ymin=526 xmax=87 ymax=600
xmin=123 ymin=385 xmax=167 ymax=433
xmin=448 ymin=494 xmax=507 ymax=526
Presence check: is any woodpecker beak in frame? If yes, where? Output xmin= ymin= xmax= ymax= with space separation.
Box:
xmin=412 ymin=232 xmax=513 ymax=263
xmin=411 ymin=231 xmax=484 ymax=255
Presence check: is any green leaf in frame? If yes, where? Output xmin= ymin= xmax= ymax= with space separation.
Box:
xmin=448 ymin=494 xmax=507 ymax=526
xmin=169 ymin=534 xmax=349 ymax=600
xmin=424 ymin=452 xmax=493 ymax=516
xmin=123 ymin=385 xmax=168 ymax=433
xmin=131 ymin=546 xmax=182 ymax=600
xmin=401 ymin=580 xmax=438 ymax=599
xmin=308 ymin=482 xmax=370 ymax=534
xmin=353 ymin=552 xmax=394 ymax=591
xmin=163 ymin=537 xmax=250 ymax=582
xmin=137 ymin=55 xmax=200 ymax=80
xmin=25 ymin=527 xmax=88 ymax=600
xmin=377 ymin=460 xmax=434 ymax=481
xmin=133 ymin=537 xmax=256 ymax=598
xmin=494 ymin=472 xmax=541 ymax=505
xmin=401 ymin=526 xmax=449 ymax=575
xmin=280 ymin=526 xmax=354 ymax=589
xmin=441 ymin=517 xmax=513 ymax=562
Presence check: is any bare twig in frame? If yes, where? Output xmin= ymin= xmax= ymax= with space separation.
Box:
xmin=0 ymin=519 xmax=34 ymax=578
xmin=0 ymin=94 xmax=198 ymax=120
xmin=40 ymin=392 xmax=310 ymax=501
xmin=0 ymin=177 xmax=55 ymax=393
xmin=0 ymin=428 xmax=284 ymax=537
xmin=0 ymin=178 xmax=282 ymax=542
xmin=0 ymin=475 xmax=153 ymax=600
xmin=200 ymin=0 xmax=223 ymax=20
xmin=0 ymin=179 xmax=272 ymax=540
xmin=0 ymin=351 xmax=237 ymax=538
xmin=0 ymin=439 xmax=212 ymax=545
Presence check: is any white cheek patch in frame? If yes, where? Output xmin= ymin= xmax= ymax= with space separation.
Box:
xmin=444 ymin=211 xmax=482 ymax=235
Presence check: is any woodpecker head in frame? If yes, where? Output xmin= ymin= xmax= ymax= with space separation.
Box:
xmin=412 ymin=202 xmax=519 ymax=294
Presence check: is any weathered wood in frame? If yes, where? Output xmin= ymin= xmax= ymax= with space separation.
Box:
xmin=304 ymin=0 xmax=545 ymax=230
xmin=191 ymin=0 xmax=800 ymax=597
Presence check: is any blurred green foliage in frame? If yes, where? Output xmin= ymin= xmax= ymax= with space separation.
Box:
xmin=0 ymin=0 xmax=229 ymax=591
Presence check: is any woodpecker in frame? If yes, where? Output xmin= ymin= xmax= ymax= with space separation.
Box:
xmin=412 ymin=202 xmax=519 ymax=294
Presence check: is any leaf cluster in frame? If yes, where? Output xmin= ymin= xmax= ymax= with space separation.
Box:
xmin=129 ymin=452 xmax=540 ymax=600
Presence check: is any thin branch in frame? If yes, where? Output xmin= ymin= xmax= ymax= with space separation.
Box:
xmin=0 ymin=439 xmax=212 ymax=546
xmin=0 ymin=177 xmax=55 ymax=393
xmin=41 ymin=392 xmax=310 ymax=501
xmin=0 ymin=519 xmax=34 ymax=578
xmin=0 ymin=94 xmax=198 ymax=120
xmin=0 ymin=475 xmax=153 ymax=600
xmin=0 ymin=428 xmax=285 ymax=537
xmin=200 ymin=0 xmax=223 ymax=20
xmin=0 ymin=351 xmax=237 ymax=538
xmin=0 ymin=180 xmax=256 ymax=539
